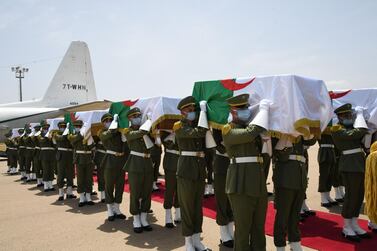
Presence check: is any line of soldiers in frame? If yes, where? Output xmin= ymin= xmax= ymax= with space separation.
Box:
xmin=4 ymin=95 xmax=377 ymax=251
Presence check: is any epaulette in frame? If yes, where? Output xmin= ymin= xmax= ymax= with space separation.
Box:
xmin=222 ymin=124 xmax=231 ymax=135
xmin=119 ymin=127 xmax=130 ymax=134
xmin=173 ymin=121 xmax=182 ymax=132
xmin=330 ymin=124 xmax=343 ymax=132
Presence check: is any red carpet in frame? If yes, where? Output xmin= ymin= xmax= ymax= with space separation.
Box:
xmin=95 ymin=176 xmax=377 ymax=251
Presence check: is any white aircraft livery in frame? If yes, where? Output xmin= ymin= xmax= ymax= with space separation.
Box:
xmin=0 ymin=41 xmax=99 ymax=138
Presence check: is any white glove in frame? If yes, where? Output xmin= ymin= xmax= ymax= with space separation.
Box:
xmin=140 ymin=119 xmax=152 ymax=132
xmin=355 ymin=106 xmax=365 ymax=114
xmin=62 ymin=123 xmax=70 ymax=136
xmin=259 ymin=99 xmax=273 ymax=111
xmin=199 ymin=100 xmax=207 ymax=112
xmin=146 ymin=112 xmax=152 ymax=120
xmin=109 ymin=114 xmax=119 ymax=130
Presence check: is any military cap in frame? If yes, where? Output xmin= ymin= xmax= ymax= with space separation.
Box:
xmin=57 ymin=121 xmax=67 ymax=127
xmin=177 ymin=96 xmax=196 ymax=110
xmin=127 ymin=107 xmax=141 ymax=117
xmin=40 ymin=120 xmax=50 ymax=128
xmin=72 ymin=120 xmax=84 ymax=127
xmin=101 ymin=113 xmax=113 ymax=122
xmin=334 ymin=103 xmax=352 ymax=115
xmin=226 ymin=94 xmax=250 ymax=107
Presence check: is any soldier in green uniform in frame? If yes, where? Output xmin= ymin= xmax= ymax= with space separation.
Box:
xmin=222 ymin=94 xmax=270 ymax=251
xmin=317 ymin=127 xmax=338 ymax=208
xmin=151 ymin=142 xmax=162 ymax=192
xmin=17 ymin=128 xmax=26 ymax=180
xmin=174 ymin=96 xmax=210 ymax=251
xmin=54 ymin=121 xmax=76 ymax=201
xmin=68 ymin=120 xmax=95 ymax=207
xmin=160 ymin=129 xmax=181 ymax=228
xmin=31 ymin=125 xmax=44 ymax=187
xmin=23 ymin=125 xmax=35 ymax=183
xmin=99 ymin=113 xmax=128 ymax=221
xmin=4 ymin=131 xmax=18 ymax=175
xmin=212 ymin=129 xmax=234 ymax=248
xmin=331 ymin=103 xmax=370 ymax=241
xmin=123 ymin=108 xmax=154 ymax=233
xmin=273 ymin=134 xmax=316 ymax=251
xmin=93 ymin=136 xmax=106 ymax=203
xmin=37 ymin=121 xmax=56 ymax=192
xmin=333 ymin=147 xmax=345 ymax=202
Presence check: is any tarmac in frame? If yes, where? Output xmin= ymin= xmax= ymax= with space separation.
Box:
xmin=0 ymin=144 xmax=368 ymax=251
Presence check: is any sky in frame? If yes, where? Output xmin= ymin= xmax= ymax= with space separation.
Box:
xmin=0 ymin=0 xmax=376 ymax=104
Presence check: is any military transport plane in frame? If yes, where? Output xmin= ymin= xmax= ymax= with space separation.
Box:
xmin=0 ymin=41 xmax=110 ymax=141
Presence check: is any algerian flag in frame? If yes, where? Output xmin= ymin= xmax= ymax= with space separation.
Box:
xmin=109 ymin=97 xmax=182 ymax=131
xmin=63 ymin=110 xmax=107 ymax=139
xmin=192 ymin=74 xmax=333 ymax=140
xmin=331 ymin=88 xmax=377 ymax=130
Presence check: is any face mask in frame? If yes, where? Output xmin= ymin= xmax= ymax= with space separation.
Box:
xmin=74 ymin=128 xmax=81 ymax=133
xmin=186 ymin=112 xmax=196 ymax=121
xmin=59 ymin=127 xmax=65 ymax=132
xmin=237 ymin=109 xmax=252 ymax=122
xmin=342 ymin=119 xmax=353 ymax=127
xmin=42 ymin=129 xmax=48 ymax=134
xmin=131 ymin=117 xmax=142 ymax=126
xmin=104 ymin=122 xmax=111 ymax=129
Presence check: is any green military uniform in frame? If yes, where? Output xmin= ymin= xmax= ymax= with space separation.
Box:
xmin=222 ymin=119 xmax=267 ymax=251
xmin=161 ymin=131 xmax=180 ymax=210
xmin=37 ymin=122 xmax=56 ymax=191
xmin=331 ymin=107 xmax=367 ymax=219
xmin=204 ymin=148 xmax=215 ymax=197
xmin=54 ymin=122 xmax=75 ymax=199
xmin=318 ymin=130 xmax=336 ymax=193
xmin=93 ymin=134 xmax=106 ymax=200
xmin=174 ymin=97 xmax=208 ymax=239
xmin=212 ymin=129 xmax=233 ymax=226
xmin=68 ymin=120 xmax=95 ymax=206
xmin=272 ymin=136 xmax=316 ymax=248
xmin=16 ymin=129 xmax=26 ymax=179
xmin=4 ymin=132 xmax=18 ymax=174
xmin=99 ymin=126 xmax=128 ymax=206
xmin=31 ymin=125 xmax=43 ymax=186
xmin=123 ymin=123 xmax=153 ymax=215
xmin=23 ymin=128 xmax=35 ymax=182
xmin=151 ymin=142 xmax=162 ymax=190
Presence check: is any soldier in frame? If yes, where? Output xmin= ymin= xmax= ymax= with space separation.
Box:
xmin=174 ymin=96 xmax=210 ymax=251
xmin=123 ymin=108 xmax=154 ymax=233
xmin=99 ymin=113 xmax=128 ymax=221
xmin=17 ymin=128 xmax=26 ymax=180
xmin=222 ymin=95 xmax=270 ymax=251
xmin=93 ymin=126 xmax=107 ymax=203
xmin=68 ymin=120 xmax=95 ymax=207
xmin=333 ymin=147 xmax=345 ymax=202
xmin=331 ymin=103 xmax=370 ymax=241
xmin=212 ymin=129 xmax=234 ymax=248
xmin=273 ymin=134 xmax=316 ymax=251
xmin=160 ymin=129 xmax=181 ymax=228
xmin=365 ymin=141 xmax=377 ymax=232
xmin=4 ymin=131 xmax=18 ymax=175
xmin=151 ymin=142 xmax=162 ymax=192
xmin=54 ymin=121 xmax=76 ymax=201
xmin=23 ymin=125 xmax=35 ymax=183
xmin=38 ymin=121 xmax=56 ymax=192
xmin=31 ymin=125 xmax=44 ymax=187
xmin=317 ymin=126 xmax=338 ymax=208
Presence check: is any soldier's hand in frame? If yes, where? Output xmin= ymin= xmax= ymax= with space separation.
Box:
xmin=259 ymin=99 xmax=273 ymax=111
xmin=199 ymin=100 xmax=207 ymax=112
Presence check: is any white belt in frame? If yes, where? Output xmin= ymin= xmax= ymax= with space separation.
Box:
xmin=96 ymin=149 xmax=106 ymax=154
xmin=97 ymin=141 xmax=103 ymax=145
xmin=19 ymin=146 xmax=26 ymax=149
xmin=166 ymin=149 xmax=179 ymax=155
xmin=215 ymin=150 xmax=228 ymax=158
xmin=26 ymin=147 xmax=34 ymax=150
xmin=7 ymin=147 xmax=17 ymax=150
xmin=76 ymin=150 xmax=92 ymax=154
xmin=342 ymin=148 xmax=363 ymax=155
xmin=288 ymin=155 xmax=306 ymax=163
xmin=35 ymin=147 xmax=41 ymax=150
xmin=180 ymin=151 xmax=205 ymax=158
xmin=106 ymin=150 xmax=124 ymax=157
xmin=130 ymin=150 xmax=151 ymax=158
xmin=320 ymin=144 xmax=334 ymax=148
xmin=57 ymin=147 xmax=73 ymax=152
xmin=230 ymin=156 xmax=263 ymax=164
xmin=41 ymin=147 xmax=55 ymax=151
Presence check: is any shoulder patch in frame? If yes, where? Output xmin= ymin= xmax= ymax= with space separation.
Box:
xmin=330 ymin=124 xmax=343 ymax=132
xmin=173 ymin=121 xmax=182 ymax=132
xmin=222 ymin=124 xmax=231 ymax=135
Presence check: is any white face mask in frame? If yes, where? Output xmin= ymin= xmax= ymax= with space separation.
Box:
xmin=104 ymin=122 xmax=111 ymax=129
xmin=186 ymin=111 xmax=196 ymax=121
xmin=131 ymin=117 xmax=142 ymax=126
xmin=59 ymin=127 xmax=65 ymax=132
xmin=74 ymin=128 xmax=81 ymax=133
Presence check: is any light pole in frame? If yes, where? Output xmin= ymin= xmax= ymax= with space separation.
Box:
xmin=11 ymin=66 xmax=29 ymax=102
